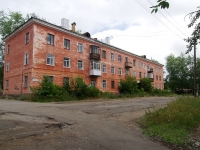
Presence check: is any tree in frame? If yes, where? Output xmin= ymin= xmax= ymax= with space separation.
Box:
xmin=150 ymin=0 xmax=169 ymax=13
xmin=119 ymin=76 xmax=138 ymax=94
xmin=0 ymin=10 xmax=43 ymax=89
xmin=139 ymin=78 xmax=153 ymax=92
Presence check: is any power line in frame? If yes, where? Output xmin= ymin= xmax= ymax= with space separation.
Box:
xmin=135 ymin=0 xmax=183 ymax=39
xmin=147 ymin=0 xmax=188 ymax=37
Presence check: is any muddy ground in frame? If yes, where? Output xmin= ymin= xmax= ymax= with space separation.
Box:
xmin=0 ymin=97 xmax=175 ymax=150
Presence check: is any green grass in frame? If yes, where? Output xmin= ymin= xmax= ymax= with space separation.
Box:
xmin=140 ymin=97 xmax=200 ymax=146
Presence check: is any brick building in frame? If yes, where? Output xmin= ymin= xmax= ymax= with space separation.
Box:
xmin=3 ymin=17 xmax=164 ymax=95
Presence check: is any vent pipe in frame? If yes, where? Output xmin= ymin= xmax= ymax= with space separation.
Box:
xmin=61 ymin=18 xmax=69 ymax=29
xmin=71 ymin=22 xmax=76 ymax=32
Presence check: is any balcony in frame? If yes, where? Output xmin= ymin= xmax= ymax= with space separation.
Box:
xmin=125 ymin=62 xmax=132 ymax=68
xmin=90 ymin=61 xmax=101 ymax=76
xmin=90 ymin=53 xmax=100 ymax=60
xmin=148 ymin=68 xmax=154 ymax=73
xmin=90 ymin=69 xmax=101 ymax=76
xmin=148 ymin=73 xmax=154 ymax=82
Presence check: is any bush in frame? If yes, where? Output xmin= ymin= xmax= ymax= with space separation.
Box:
xmin=139 ymin=78 xmax=153 ymax=92
xmin=119 ymin=76 xmax=138 ymax=94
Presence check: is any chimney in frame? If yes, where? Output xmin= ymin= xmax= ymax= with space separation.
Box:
xmin=71 ymin=22 xmax=76 ymax=32
xmin=105 ymin=37 xmax=110 ymax=44
xmin=61 ymin=18 xmax=69 ymax=29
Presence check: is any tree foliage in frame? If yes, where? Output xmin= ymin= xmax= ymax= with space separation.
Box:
xmin=150 ymin=0 xmax=169 ymax=13
xmin=165 ymin=53 xmax=200 ymax=92
xmin=119 ymin=76 xmax=138 ymax=94
xmin=139 ymin=78 xmax=153 ymax=92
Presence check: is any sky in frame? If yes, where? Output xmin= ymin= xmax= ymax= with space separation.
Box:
xmin=0 ymin=0 xmax=200 ymax=73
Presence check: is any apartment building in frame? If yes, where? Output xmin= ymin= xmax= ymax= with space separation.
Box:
xmin=3 ymin=17 xmax=164 ymax=95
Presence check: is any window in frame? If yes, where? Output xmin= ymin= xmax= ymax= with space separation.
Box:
xmin=91 ymin=80 xmax=96 ymax=87
xmin=118 ymin=55 xmax=122 ymax=62
xmin=47 ymin=33 xmax=54 ymax=45
xmin=48 ymin=76 xmax=54 ymax=83
xmin=24 ymin=76 xmax=28 ymax=87
xmin=144 ymin=73 xmax=146 ymax=78
xmin=7 ymin=45 xmax=10 ymax=54
xmin=24 ymin=53 xmax=29 ymax=65
xmin=102 ymin=80 xmax=106 ymax=88
xmin=46 ymin=54 xmax=54 ymax=66
xmin=64 ymin=39 xmax=70 ymax=49
xmin=156 ymin=75 xmax=158 ymax=80
xmin=63 ymin=77 xmax=70 ymax=85
xmin=111 ymin=66 xmax=115 ymax=74
xmin=111 ymin=53 xmax=114 ymax=60
xmin=159 ymin=76 xmax=161 ymax=81
xmin=111 ymin=81 xmax=115 ymax=89
xmin=138 ymin=61 xmax=141 ymax=67
xmin=5 ymin=80 xmax=8 ymax=90
xmin=25 ymin=32 xmax=29 ymax=44
xmin=6 ymin=62 xmax=9 ymax=71
xmin=90 ymin=61 xmax=100 ymax=70
xmin=118 ymin=68 xmax=122 ymax=75
xmin=125 ymin=57 xmax=128 ymax=62
xmin=125 ymin=69 xmax=129 ymax=75
xmin=78 ymin=43 xmax=83 ymax=52
xmin=133 ymin=60 xmax=136 ymax=66
xmin=78 ymin=60 xmax=84 ymax=70
xmin=102 ymin=65 xmax=107 ymax=72
xmin=133 ymin=71 xmax=136 ymax=77
xmin=64 ymin=57 xmax=70 ymax=68
xmin=102 ymin=50 xmax=106 ymax=58
xmin=139 ymin=72 xmax=142 ymax=78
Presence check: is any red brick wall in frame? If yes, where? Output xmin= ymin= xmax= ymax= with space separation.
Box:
xmin=4 ymin=22 xmax=164 ymax=95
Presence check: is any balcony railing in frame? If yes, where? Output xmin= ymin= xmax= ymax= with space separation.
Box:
xmin=125 ymin=62 xmax=132 ymax=68
xmin=148 ymin=73 xmax=154 ymax=82
xmin=148 ymin=68 xmax=153 ymax=73
xmin=90 ymin=69 xmax=101 ymax=76
xmin=90 ymin=53 xmax=100 ymax=60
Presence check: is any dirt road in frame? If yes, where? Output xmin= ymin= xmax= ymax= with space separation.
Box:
xmin=0 ymin=97 xmax=175 ymax=150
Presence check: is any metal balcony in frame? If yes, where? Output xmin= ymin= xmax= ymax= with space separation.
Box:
xmin=90 ymin=53 xmax=100 ymax=60
xmin=148 ymin=68 xmax=153 ymax=73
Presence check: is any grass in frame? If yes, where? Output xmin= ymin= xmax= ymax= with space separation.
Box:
xmin=140 ymin=96 xmax=200 ymax=146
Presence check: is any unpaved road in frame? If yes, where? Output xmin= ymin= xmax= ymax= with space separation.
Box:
xmin=0 ymin=97 xmax=175 ymax=150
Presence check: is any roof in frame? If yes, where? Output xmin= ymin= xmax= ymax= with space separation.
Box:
xmin=3 ymin=17 xmax=164 ymax=66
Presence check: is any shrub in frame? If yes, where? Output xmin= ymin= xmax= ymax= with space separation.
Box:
xmin=119 ymin=76 xmax=138 ymax=94
xmin=139 ymin=78 xmax=153 ymax=92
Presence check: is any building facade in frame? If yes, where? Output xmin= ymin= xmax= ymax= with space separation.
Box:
xmin=3 ymin=17 xmax=164 ymax=95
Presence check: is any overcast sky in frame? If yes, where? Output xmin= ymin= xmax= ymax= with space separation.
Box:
xmin=1 ymin=0 xmax=199 ymax=71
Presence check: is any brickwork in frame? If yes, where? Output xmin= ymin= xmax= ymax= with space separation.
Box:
xmin=3 ymin=18 xmax=164 ymax=95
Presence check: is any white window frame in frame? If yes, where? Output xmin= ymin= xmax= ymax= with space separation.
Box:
xmin=133 ymin=71 xmax=136 ymax=77
xmin=111 ymin=66 xmax=115 ymax=74
xmin=78 ymin=43 xmax=83 ymax=52
xmin=47 ymin=33 xmax=54 ymax=45
xmin=125 ymin=69 xmax=129 ymax=75
xmin=111 ymin=53 xmax=114 ymax=60
xmin=24 ymin=53 xmax=29 ymax=65
xmin=46 ymin=54 xmax=54 ymax=66
xmin=102 ymin=65 xmax=107 ymax=73
xmin=64 ymin=57 xmax=70 ymax=68
xmin=24 ymin=76 xmax=28 ymax=87
xmin=102 ymin=80 xmax=106 ymax=88
xmin=6 ymin=62 xmax=9 ymax=71
xmin=78 ymin=60 xmax=84 ymax=70
xmin=118 ymin=68 xmax=122 ymax=75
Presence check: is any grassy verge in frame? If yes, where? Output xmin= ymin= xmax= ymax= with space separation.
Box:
xmin=140 ymin=97 xmax=200 ymax=147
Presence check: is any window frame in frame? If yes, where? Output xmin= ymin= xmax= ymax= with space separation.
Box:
xmin=111 ymin=66 xmax=115 ymax=74
xmin=46 ymin=54 xmax=54 ymax=66
xmin=111 ymin=81 xmax=115 ymax=89
xmin=139 ymin=72 xmax=142 ymax=78
xmin=118 ymin=55 xmax=122 ymax=62
xmin=5 ymin=80 xmax=8 ymax=90
xmin=24 ymin=53 xmax=29 ymax=65
xmin=47 ymin=33 xmax=54 ymax=45
xmin=25 ymin=32 xmax=29 ymax=44
xmin=102 ymin=65 xmax=107 ymax=73
xmin=64 ymin=39 xmax=70 ymax=49
xmin=6 ymin=62 xmax=9 ymax=71
xmin=64 ymin=57 xmax=70 ymax=68
xmin=118 ymin=68 xmax=122 ymax=75
xmin=78 ymin=43 xmax=83 ymax=52
xmin=102 ymin=80 xmax=106 ymax=88
xmin=24 ymin=76 xmax=28 ymax=87
xmin=102 ymin=50 xmax=106 ymax=58
xmin=7 ymin=45 xmax=10 ymax=54
xmin=133 ymin=60 xmax=136 ymax=66
xmin=78 ymin=60 xmax=84 ymax=70
xmin=111 ymin=53 xmax=114 ymax=60
xmin=63 ymin=77 xmax=70 ymax=85
xmin=133 ymin=71 xmax=136 ymax=77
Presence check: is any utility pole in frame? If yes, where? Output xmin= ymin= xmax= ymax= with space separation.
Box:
xmin=194 ymin=44 xmax=197 ymax=97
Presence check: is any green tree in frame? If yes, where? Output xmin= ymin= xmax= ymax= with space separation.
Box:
xmin=150 ymin=0 xmax=169 ymax=13
xmin=119 ymin=76 xmax=138 ymax=94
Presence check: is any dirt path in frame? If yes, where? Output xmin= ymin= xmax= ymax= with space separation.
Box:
xmin=0 ymin=97 xmax=175 ymax=150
